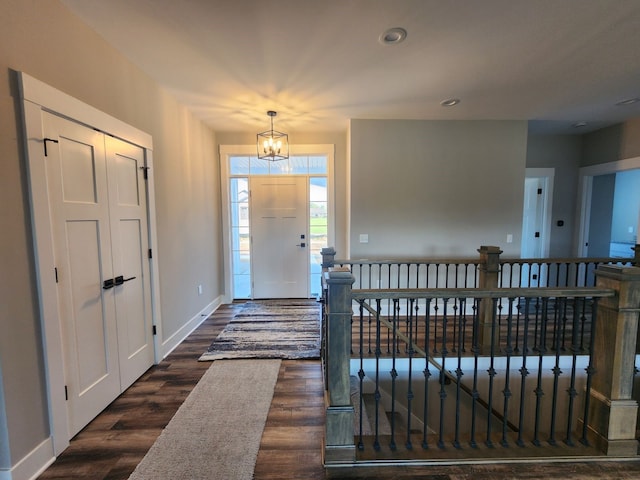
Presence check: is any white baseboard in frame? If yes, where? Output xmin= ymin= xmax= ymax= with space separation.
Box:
xmin=0 ymin=437 xmax=55 ymax=480
xmin=160 ymin=296 xmax=223 ymax=359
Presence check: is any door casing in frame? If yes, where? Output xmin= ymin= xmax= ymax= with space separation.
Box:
xmin=219 ymin=144 xmax=335 ymax=302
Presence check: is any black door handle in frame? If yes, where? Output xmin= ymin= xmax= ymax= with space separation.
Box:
xmin=296 ymin=242 xmax=306 ymax=248
xmin=114 ymin=275 xmax=136 ymax=286
xmin=103 ymin=278 xmax=115 ymax=290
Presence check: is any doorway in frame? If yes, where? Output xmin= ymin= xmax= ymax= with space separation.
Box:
xmin=220 ymin=145 xmax=334 ymax=301
xmin=577 ymin=157 xmax=640 ymax=257
xmin=521 ymin=168 xmax=554 ymax=286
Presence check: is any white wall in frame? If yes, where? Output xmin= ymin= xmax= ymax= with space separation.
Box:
xmin=349 ymin=119 xmax=528 ymax=258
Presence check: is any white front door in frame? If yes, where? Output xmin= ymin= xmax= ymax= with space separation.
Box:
xmin=43 ymin=112 xmax=154 ymax=437
xmin=251 ymin=176 xmax=309 ymax=298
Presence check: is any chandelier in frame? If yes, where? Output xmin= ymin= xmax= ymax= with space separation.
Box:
xmin=257 ymin=110 xmax=289 ymax=161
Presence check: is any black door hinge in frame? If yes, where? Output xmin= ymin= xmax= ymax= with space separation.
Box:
xmin=54 ymin=267 xmax=59 ymax=283
xmin=43 ymin=138 xmax=59 ymax=157
xmin=148 ymin=248 xmax=153 ymax=259
xmin=152 ymin=325 xmax=157 ymax=335
xmin=140 ymin=166 xmax=150 ymax=180
xmin=64 ymin=385 xmax=68 ymax=401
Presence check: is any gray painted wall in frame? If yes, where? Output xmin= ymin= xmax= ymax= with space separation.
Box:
xmin=526 ymin=134 xmax=582 ymax=257
xmin=349 ymin=119 xmax=528 ymax=259
xmin=0 ymin=0 xmax=222 ymax=470
xmin=582 ymin=119 xmax=640 ymax=166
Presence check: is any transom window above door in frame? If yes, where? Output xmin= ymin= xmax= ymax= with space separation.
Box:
xmin=229 ymin=155 xmax=328 ymax=175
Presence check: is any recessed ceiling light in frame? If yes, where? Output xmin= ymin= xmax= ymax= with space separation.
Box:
xmin=440 ymin=98 xmax=461 ymax=107
xmin=573 ymin=121 xmax=587 ymax=128
xmin=615 ymin=97 xmax=640 ymax=106
xmin=379 ymin=27 xmax=407 ymax=45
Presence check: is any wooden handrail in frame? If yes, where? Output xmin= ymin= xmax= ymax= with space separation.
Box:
xmin=352 ymin=286 xmax=615 ymax=300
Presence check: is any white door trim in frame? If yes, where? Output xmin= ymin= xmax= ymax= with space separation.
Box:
xmin=219 ymin=144 xmax=335 ymax=302
xmin=17 ymin=72 xmax=162 ymax=455
xmin=575 ymin=156 xmax=640 ymax=256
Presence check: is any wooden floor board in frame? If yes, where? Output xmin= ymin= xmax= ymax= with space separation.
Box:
xmin=37 ymin=303 xmax=640 ymax=480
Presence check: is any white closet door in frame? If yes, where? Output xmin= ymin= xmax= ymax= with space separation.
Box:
xmin=105 ymin=136 xmax=154 ymax=390
xmin=43 ymin=112 xmax=120 ymax=436
xmin=43 ymin=113 xmax=155 ymax=437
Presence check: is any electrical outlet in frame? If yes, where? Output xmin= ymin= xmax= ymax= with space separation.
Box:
xmin=197 ymin=284 xmax=203 ymax=295
xmin=506 ymin=234 xmax=513 ymax=243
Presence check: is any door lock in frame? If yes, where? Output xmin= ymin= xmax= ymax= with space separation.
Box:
xmin=296 ymin=242 xmax=306 ymax=248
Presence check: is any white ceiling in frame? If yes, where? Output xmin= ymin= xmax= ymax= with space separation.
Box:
xmin=60 ymin=0 xmax=640 ymax=134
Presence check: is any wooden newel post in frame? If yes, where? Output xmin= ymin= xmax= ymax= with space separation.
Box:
xmin=321 ymin=246 xmax=336 ymax=272
xmin=586 ymin=265 xmax=640 ymax=455
xmin=323 ymin=268 xmax=356 ymax=464
xmin=477 ymin=246 xmax=502 ymax=350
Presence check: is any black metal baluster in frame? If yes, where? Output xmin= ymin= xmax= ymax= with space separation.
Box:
xmin=357 ymin=300 xmax=366 ymax=450
xmin=565 ymin=297 xmax=579 ymax=447
xmin=405 ymin=298 xmax=415 ymax=450
xmin=580 ymin=298 xmax=598 ymax=446
xmin=532 ymin=297 xmax=541 ymax=352
xmin=516 ymin=297 xmax=531 ymax=447
xmin=533 ymin=298 xmax=549 ymax=446
xmin=433 ymin=264 xmax=440 ymax=354
xmin=485 ymin=298 xmax=498 ymax=448
xmin=548 ymin=297 xmax=564 ymax=446
xmin=374 ymin=297 xmax=384 ymax=451
xmin=453 ymin=297 xmax=465 ymax=449
xmin=469 ymin=298 xmax=480 ymax=448
xmin=422 ymin=298 xmax=433 ymax=450
xmin=388 ymin=298 xmax=398 ymax=450
xmin=560 ymin=297 xmax=569 ymax=351
xmin=437 ymin=297 xmax=449 ymax=449
xmin=501 ymin=297 xmax=515 ymax=447
xmin=579 ymin=296 xmax=587 ymax=352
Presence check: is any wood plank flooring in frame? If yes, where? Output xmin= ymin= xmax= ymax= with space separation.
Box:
xmin=38 ymin=302 xmax=640 ymax=479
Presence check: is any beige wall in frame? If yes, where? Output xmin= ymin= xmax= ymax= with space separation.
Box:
xmin=216 ymin=130 xmax=349 ymax=256
xmin=349 ymin=119 xmax=528 ymax=259
xmin=0 ymin=0 xmax=222 ymax=470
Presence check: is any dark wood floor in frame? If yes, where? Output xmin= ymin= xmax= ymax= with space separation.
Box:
xmin=38 ymin=302 xmax=640 ymax=479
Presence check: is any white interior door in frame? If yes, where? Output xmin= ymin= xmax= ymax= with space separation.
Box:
xmin=521 ymin=169 xmax=554 ymax=287
xmin=43 ymin=112 xmax=153 ymax=437
xmin=105 ymin=137 xmax=154 ymax=390
xmin=251 ymin=176 xmax=308 ymax=298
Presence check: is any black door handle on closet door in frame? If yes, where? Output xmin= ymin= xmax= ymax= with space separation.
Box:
xmin=114 ymin=275 xmax=137 ymax=286
xmin=103 ymin=278 xmax=115 ymax=290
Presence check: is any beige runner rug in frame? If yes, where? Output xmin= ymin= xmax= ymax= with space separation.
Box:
xmin=128 ymin=359 xmax=281 ymax=480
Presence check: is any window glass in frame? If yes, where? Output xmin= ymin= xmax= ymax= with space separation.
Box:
xmin=251 ymin=157 xmax=271 ymax=175
xmin=289 ymin=156 xmax=309 ymax=174
xmin=230 ymin=156 xmax=250 ymax=175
